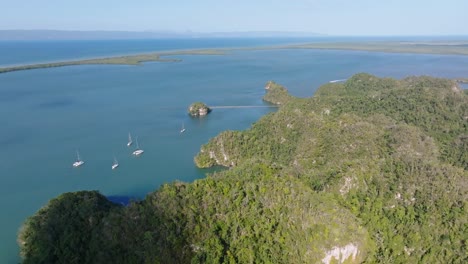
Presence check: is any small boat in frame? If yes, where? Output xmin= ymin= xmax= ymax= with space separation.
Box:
xmin=112 ymin=156 xmax=119 ymax=170
xmin=72 ymin=150 xmax=84 ymax=167
xmin=127 ymin=133 xmax=133 ymax=147
xmin=132 ymin=137 xmax=144 ymax=156
xmin=180 ymin=123 xmax=186 ymax=133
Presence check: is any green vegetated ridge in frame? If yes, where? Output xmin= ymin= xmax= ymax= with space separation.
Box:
xmin=195 ymin=74 xmax=468 ymax=263
xmin=20 ymin=74 xmax=467 ymax=263
xmin=18 ymin=167 xmax=372 ymax=264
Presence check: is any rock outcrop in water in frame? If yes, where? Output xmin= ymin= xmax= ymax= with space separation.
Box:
xmin=188 ymin=102 xmax=211 ymax=117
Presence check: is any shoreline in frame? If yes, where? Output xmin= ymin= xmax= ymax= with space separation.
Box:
xmin=1 ymin=41 xmax=468 ymax=74
xmin=0 ymin=49 xmax=226 ymax=74
xmin=455 ymin=78 xmax=468 ymax=84
xmin=273 ymin=42 xmax=468 ymax=56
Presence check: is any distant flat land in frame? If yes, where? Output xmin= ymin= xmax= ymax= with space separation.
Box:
xmin=280 ymin=41 xmax=468 ymax=55
xmin=1 ymin=41 xmax=468 ymax=74
xmin=0 ymin=49 xmax=225 ymax=74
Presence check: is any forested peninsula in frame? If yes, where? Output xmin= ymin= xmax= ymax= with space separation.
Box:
xmin=19 ymin=74 xmax=467 ymax=263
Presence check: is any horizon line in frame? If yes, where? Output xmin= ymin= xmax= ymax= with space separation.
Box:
xmin=1 ymin=29 xmax=468 ymax=37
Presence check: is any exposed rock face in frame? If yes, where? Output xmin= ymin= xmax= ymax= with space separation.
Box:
xmin=322 ymin=243 xmax=361 ymax=264
xmin=194 ymin=131 xmax=237 ymax=168
xmin=188 ymin=102 xmax=211 ymax=117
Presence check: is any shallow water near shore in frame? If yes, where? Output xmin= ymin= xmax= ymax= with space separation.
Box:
xmin=1 ymin=39 xmax=468 ymax=263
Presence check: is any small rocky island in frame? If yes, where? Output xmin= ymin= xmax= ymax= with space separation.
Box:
xmin=188 ymin=102 xmax=211 ymax=117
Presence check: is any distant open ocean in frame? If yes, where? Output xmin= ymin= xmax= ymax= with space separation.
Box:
xmin=1 ymin=37 xmax=468 ymax=263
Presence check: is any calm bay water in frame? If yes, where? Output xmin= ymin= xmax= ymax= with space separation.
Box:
xmin=0 ymin=38 xmax=335 ymax=67
xmin=1 ymin=39 xmax=468 ymax=263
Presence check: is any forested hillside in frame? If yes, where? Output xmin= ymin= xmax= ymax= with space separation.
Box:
xmin=20 ymin=74 xmax=467 ymax=263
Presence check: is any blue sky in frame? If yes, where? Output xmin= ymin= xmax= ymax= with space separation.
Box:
xmin=1 ymin=0 xmax=467 ymax=35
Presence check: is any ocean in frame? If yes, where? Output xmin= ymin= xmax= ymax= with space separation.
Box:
xmin=1 ymin=38 xmax=468 ymax=263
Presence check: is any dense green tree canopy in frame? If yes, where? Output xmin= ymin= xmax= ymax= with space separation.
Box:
xmin=20 ymin=74 xmax=467 ymax=263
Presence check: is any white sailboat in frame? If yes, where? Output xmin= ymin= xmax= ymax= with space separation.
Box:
xmin=132 ymin=137 xmax=144 ymax=156
xmin=127 ymin=133 xmax=133 ymax=147
xmin=72 ymin=150 xmax=84 ymax=167
xmin=180 ymin=122 xmax=186 ymax=133
xmin=112 ymin=156 xmax=119 ymax=170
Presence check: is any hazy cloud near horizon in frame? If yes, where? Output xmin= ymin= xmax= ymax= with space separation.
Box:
xmin=1 ymin=0 xmax=467 ymax=35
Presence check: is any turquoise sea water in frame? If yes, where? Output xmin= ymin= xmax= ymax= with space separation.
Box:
xmin=1 ymin=39 xmax=468 ymax=263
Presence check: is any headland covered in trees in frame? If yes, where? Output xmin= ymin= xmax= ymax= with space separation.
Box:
xmin=19 ymin=74 xmax=467 ymax=263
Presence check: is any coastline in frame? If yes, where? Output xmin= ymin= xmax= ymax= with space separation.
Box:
xmin=17 ymin=74 xmax=467 ymax=263
xmin=274 ymin=41 xmax=468 ymax=55
xmin=3 ymin=37 xmax=468 ymax=263
xmin=0 ymin=49 xmax=226 ymax=74
xmin=1 ymin=41 xmax=468 ymax=74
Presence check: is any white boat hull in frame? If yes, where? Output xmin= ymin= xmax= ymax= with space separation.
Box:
xmin=73 ymin=161 xmax=84 ymax=167
xmin=133 ymin=149 xmax=144 ymax=156
xmin=112 ymin=163 xmax=119 ymax=170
